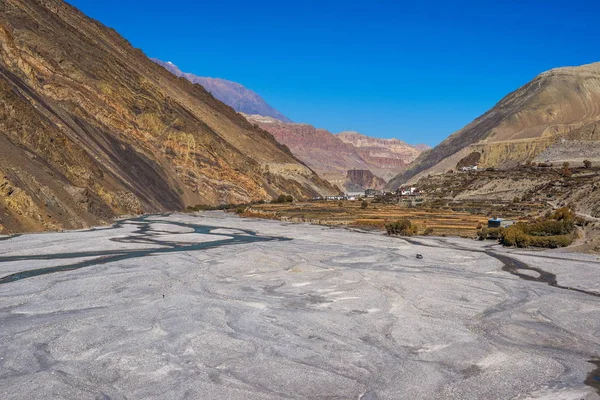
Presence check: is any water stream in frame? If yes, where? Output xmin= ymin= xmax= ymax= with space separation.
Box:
xmin=0 ymin=215 xmax=289 ymax=285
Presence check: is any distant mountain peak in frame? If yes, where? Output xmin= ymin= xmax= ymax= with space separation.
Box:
xmin=152 ymin=59 xmax=292 ymax=123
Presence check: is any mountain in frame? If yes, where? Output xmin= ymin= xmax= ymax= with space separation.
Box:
xmin=346 ymin=170 xmax=387 ymax=191
xmin=153 ymin=59 xmax=292 ymax=123
xmin=337 ymin=131 xmax=428 ymax=181
xmin=0 ymin=0 xmax=335 ymax=233
xmin=244 ymin=115 xmax=425 ymax=190
xmin=388 ymin=62 xmax=600 ymax=189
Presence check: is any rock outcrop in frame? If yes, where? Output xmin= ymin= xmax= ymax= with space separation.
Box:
xmin=0 ymin=0 xmax=335 ymax=233
xmin=345 ymin=170 xmax=387 ymax=191
xmin=337 ymin=131 xmax=427 ymax=181
xmin=388 ymin=62 xmax=600 ymax=188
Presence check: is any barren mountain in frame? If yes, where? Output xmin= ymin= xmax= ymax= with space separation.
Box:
xmin=388 ymin=62 xmax=600 ymax=189
xmin=337 ymin=131 xmax=428 ymax=181
xmin=0 ymin=0 xmax=335 ymax=233
xmin=346 ymin=170 xmax=387 ymax=191
xmin=244 ymin=115 xmax=424 ymax=190
xmin=153 ymin=59 xmax=292 ymax=123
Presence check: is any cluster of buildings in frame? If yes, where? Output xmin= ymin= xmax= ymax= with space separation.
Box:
xmin=313 ymin=186 xmax=422 ymax=202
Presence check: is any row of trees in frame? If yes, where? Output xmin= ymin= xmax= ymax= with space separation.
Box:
xmin=477 ymin=207 xmax=578 ymax=249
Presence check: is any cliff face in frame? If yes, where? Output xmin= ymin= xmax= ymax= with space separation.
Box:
xmin=244 ymin=115 xmax=424 ymax=190
xmin=0 ymin=0 xmax=335 ymax=233
xmin=387 ymin=62 xmax=600 ymax=189
xmin=153 ymin=59 xmax=292 ymax=123
xmin=346 ymin=170 xmax=387 ymax=191
xmin=337 ymin=131 xmax=427 ymax=181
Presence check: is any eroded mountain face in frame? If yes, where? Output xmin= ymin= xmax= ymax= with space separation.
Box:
xmin=388 ymin=62 xmax=600 ymax=188
xmin=0 ymin=0 xmax=335 ymax=233
xmin=337 ymin=131 xmax=427 ymax=181
xmin=244 ymin=115 xmax=424 ymax=190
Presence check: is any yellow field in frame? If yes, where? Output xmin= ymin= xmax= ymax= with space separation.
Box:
xmin=244 ymin=201 xmax=494 ymax=237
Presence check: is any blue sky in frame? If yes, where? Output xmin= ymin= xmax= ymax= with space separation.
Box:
xmin=67 ymin=0 xmax=599 ymax=146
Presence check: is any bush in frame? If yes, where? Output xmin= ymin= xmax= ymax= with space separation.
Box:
xmin=477 ymin=227 xmax=489 ymax=240
xmin=518 ymin=219 xmax=574 ymax=236
xmin=273 ymin=194 xmax=294 ymax=204
xmin=361 ymin=200 xmax=368 ymax=209
xmin=501 ymin=226 xmax=531 ymax=247
xmin=423 ymin=227 xmax=434 ymax=236
xmin=477 ymin=227 xmax=503 ymax=240
xmin=499 ymin=218 xmax=576 ymax=248
xmin=551 ymin=207 xmax=575 ymax=221
xmin=234 ymin=206 xmax=246 ymax=215
xmin=385 ymin=219 xmax=418 ymax=236
xmin=185 ymin=203 xmax=241 ymax=212
xmin=583 ymin=159 xmax=592 ymax=168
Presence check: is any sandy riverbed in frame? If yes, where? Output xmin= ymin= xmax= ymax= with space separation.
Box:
xmin=1 ymin=212 xmax=599 ymax=399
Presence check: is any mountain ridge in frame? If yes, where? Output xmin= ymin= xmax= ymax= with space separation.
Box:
xmin=244 ymin=114 xmax=426 ymax=189
xmin=387 ymin=61 xmax=600 ymax=189
xmin=153 ymin=59 xmax=292 ymax=123
xmin=0 ymin=0 xmax=335 ymax=233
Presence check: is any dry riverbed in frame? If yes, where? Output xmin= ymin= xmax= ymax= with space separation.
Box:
xmin=1 ymin=212 xmax=599 ymax=399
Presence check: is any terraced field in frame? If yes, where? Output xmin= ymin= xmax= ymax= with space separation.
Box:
xmin=244 ymin=201 xmax=529 ymax=237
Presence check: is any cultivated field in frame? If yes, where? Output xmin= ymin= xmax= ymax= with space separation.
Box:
xmin=244 ymin=200 xmax=529 ymax=237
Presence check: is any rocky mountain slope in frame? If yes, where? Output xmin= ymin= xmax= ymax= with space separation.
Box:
xmin=0 ymin=0 xmax=335 ymax=233
xmin=345 ymin=170 xmax=387 ymax=191
xmin=388 ymin=62 xmax=600 ymax=188
xmin=153 ymin=59 xmax=292 ymax=123
xmin=337 ymin=131 xmax=427 ymax=181
xmin=244 ymin=115 xmax=424 ymax=190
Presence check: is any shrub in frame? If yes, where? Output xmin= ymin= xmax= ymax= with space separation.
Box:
xmin=583 ymin=159 xmax=592 ymax=168
xmin=519 ymin=219 xmax=574 ymax=236
xmin=551 ymin=207 xmax=575 ymax=221
xmin=477 ymin=227 xmax=503 ymax=240
xmin=423 ymin=227 xmax=434 ymax=236
xmin=273 ymin=194 xmax=294 ymax=204
xmin=477 ymin=227 xmax=489 ymax=240
xmin=385 ymin=219 xmax=417 ymax=236
xmin=500 ymin=221 xmax=576 ymax=248
xmin=501 ymin=226 xmax=531 ymax=247
xmin=361 ymin=200 xmax=368 ymax=209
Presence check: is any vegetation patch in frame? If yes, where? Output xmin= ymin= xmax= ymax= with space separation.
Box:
xmin=385 ymin=219 xmax=418 ymax=236
xmin=499 ymin=207 xmax=577 ymax=248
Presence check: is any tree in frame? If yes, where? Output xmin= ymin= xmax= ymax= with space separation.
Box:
xmin=385 ymin=219 xmax=417 ymax=236
xmin=584 ymin=159 xmax=592 ymax=168
xmin=361 ymin=200 xmax=368 ymax=209
xmin=273 ymin=194 xmax=293 ymax=203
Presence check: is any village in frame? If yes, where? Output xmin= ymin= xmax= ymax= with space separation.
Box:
xmin=315 ymin=186 xmax=422 ymax=202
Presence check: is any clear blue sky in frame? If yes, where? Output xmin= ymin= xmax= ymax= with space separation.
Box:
xmin=66 ymin=0 xmax=598 ymax=146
